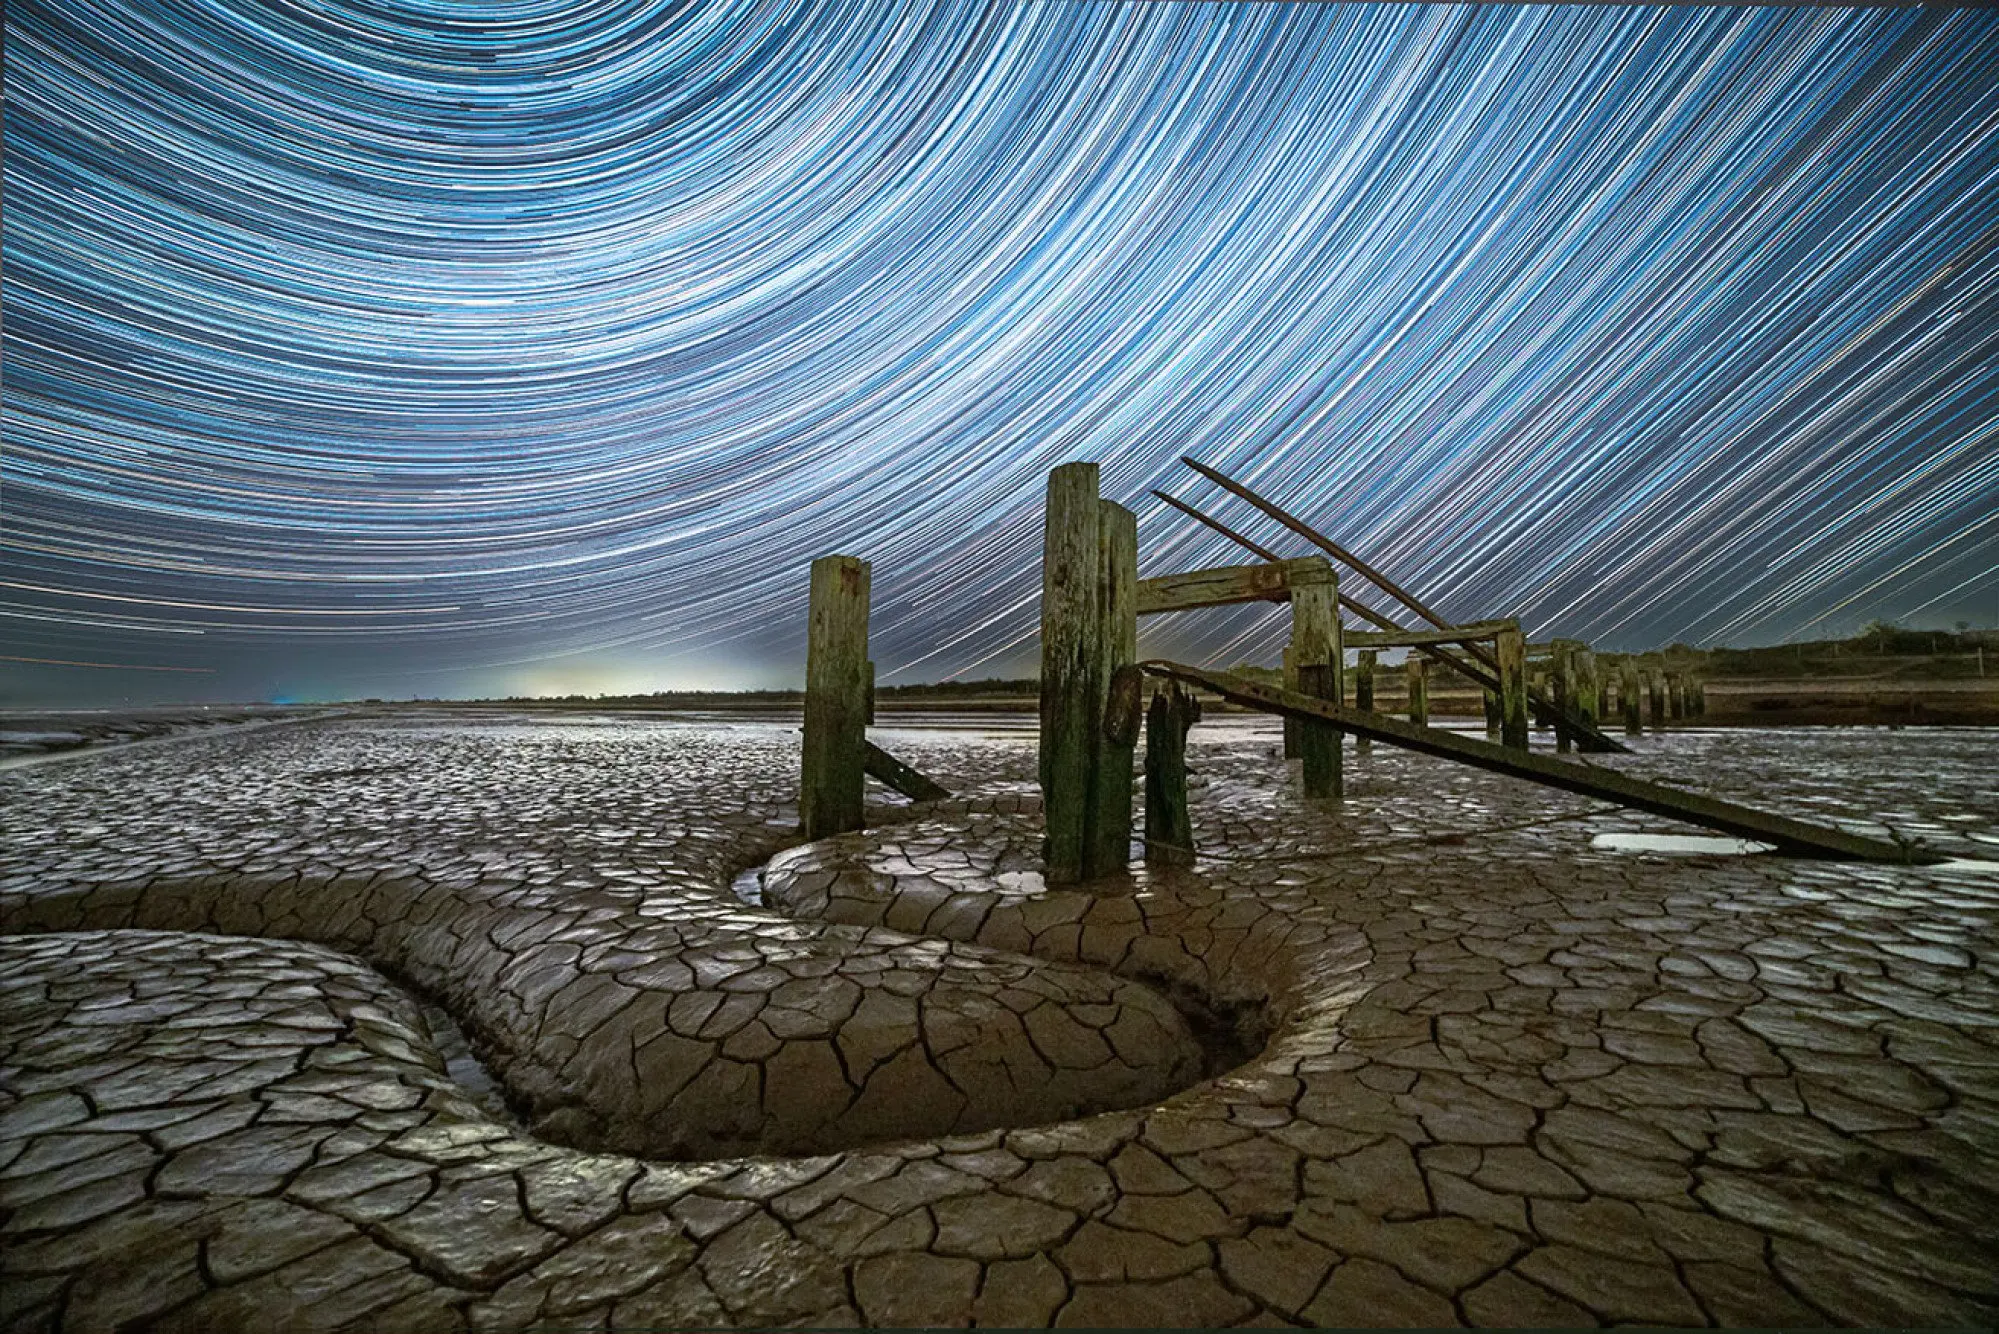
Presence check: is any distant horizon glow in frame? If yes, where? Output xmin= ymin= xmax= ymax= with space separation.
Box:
xmin=3 ymin=1 xmax=1995 ymax=708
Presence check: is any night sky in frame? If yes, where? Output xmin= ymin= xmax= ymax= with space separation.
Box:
xmin=4 ymin=2 xmax=1995 ymax=707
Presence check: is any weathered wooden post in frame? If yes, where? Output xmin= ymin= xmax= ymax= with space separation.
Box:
xmin=1551 ymin=643 xmax=1574 ymax=754
xmin=1281 ymin=645 xmax=1300 ymax=759
xmin=1144 ymin=683 xmax=1198 ymax=866
xmin=1406 ymin=656 xmax=1429 ymax=727
xmin=1647 ymin=666 xmax=1666 ymax=729
xmin=1482 ymin=685 xmax=1501 ymax=735
xmin=1693 ymin=677 xmax=1707 ymax=717
xmin=1531 ymin=670 xmax=1550 ymax=730
xmin=1291 ymin=559 xmax=1342 ymax=797
xmin=1039 ymin=463 xmax=1137 ymax=884
xmin=1577 ymin=648 xmax=1600 ymax=728
xmin=801 ymin=554 xmax=871 ymax=840
xmin=1621 ymin=660 xmax=1642 ymax=735
xmin=1496 ymin=626 xmax=1529 ymax=751
xmin=1091 ymin=501 xmax=1138 ymax=874
xmin=1667 ymin=671 xmax=1684 ymax=721
xmin=1354 ymin=649 xmax=1376 ymax=754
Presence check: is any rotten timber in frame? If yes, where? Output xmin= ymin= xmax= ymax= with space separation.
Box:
xmin=1137 ymin=661 xmax=1938 ymax=864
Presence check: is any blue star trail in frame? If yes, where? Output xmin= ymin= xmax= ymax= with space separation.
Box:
xmin=3 ymin=1 xmax=1995 ymax=703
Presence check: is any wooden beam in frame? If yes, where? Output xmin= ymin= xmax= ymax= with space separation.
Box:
xmin=864 ymin=742 xmax=948 ymax=802
xmin=1135 ymin=557 xmax=1326 ymax=615
xmin=1346 ymin=619 xmax=1518 ymax=649
xmin=801 ymin=555 xmax=870 ymax=840
xmin=1136 ymin=662 xmax=1941 ymax=864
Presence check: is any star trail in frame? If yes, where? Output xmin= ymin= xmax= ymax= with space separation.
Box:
xmin=3 ymin=1 xmax=1995 ymax=705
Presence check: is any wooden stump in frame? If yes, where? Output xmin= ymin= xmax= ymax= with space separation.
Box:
xmin=1648 ymin=668 xmax=1667 ymax=729
xmin=1144 ymin=684 xmax=1198 ymax=866
xmin=1354 ymin=649 xmax=1376 ymax=753
xmin=1621 ymin=660 xmax=1642 ymax=735
xmin=1576 ymin=648 xmax=1600 ymax=728
xmin=1496 ymin=627 xmax=1529 ymax=752
xmin=1406 ymin=657 xmax=1429 ymax=728
xmin=1291 ymin=560 xmax=1342 ymax=798
xmin=802 ymin=554 xmax=871 ymax=840
xmin=1482 ymin=686 xmax=1501 ymax=735
xmin=1667 ymin=671 xmax=1684 ymax=721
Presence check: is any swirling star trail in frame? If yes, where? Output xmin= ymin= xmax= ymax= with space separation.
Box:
xmin=3 ymin=1 xmax=1995 ymax=703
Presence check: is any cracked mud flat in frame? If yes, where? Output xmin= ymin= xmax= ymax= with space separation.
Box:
xmin=1 ymin=713 xmax=1995 ymax=1330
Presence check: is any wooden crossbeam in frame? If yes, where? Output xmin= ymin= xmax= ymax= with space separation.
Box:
xmin=1347 ymin=619 xmax=1518 ymax=649
xmin=1135 ymin=557 xmax=1329 ymax=615
xmin=1137 ymin=661 xmax=1937 ymax=864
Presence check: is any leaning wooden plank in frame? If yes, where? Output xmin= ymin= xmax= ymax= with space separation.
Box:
xmin=1346 ymin=619 xmax=1518 ymax=648
xmin=1135 ymin=557 xmax=1326 ymax=615
xmin=1137 ymin=662 xmax=1939 ymax=864
xmin=863 ymin=741 xmax=949 ymax=802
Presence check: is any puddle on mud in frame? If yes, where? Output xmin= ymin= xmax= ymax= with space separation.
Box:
xmin=731 ymin=864 xmax=764 ymax=904
xmin=414 ymin=996 xmax=524 ymax=1129
xmin=1594 ymin=832 xmax=1774 ymax=856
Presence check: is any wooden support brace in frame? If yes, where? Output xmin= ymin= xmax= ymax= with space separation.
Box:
xmin=1346 ymin=619 xmax=1517 ymax=648
xmin=1136 ymin=558 xmax=1325 ymax=615
xmin=863 ymin=742 xmax=949 ymax=802
xmin=802 ymin=555 xmax=871 ymax=840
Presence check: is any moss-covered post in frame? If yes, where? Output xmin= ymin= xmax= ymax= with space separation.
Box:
xmin=1144 ymin=683 xmax=1198 ymax=866
xmin=1577 ymin=648 xmax=1600 ymax=729
xmin=1089 ymin=501 xmax=1138 ymax=876
xmin=1621 ymin=660 xmax=1642 ymax=735
xmin=1040 ymin=463 xmax=1104 ymax=885
xmin=1496 ymin=626 xmax=1529 ymax=752
xmin=1291 ymin=559 xmax=1342 ymax=798
xmin=1354 ymin=649 xmax=1377 ymax=754
xmin=1406 ymin=656 xmax=1429 ymax=727
xmin=802 ymin=555 xmax=871 ymax=840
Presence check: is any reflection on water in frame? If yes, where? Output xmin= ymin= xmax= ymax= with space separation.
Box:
xmin=1593 ymin=832 xmax=1774 ymax=856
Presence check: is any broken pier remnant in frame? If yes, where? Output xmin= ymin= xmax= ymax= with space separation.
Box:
xmin=1139 ymin=661 xmax=1939 ymax=864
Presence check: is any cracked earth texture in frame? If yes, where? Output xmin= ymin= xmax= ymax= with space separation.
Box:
xmin=1 ymin=713 xmax=1994 ymax=1329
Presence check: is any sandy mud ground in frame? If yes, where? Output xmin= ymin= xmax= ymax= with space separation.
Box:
xmin=1 ymin=714 xmax=1994 ymax=1329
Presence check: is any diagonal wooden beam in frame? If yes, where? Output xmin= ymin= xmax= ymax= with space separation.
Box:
xmin=1139 ymin=661 xmax=1937 ymax=864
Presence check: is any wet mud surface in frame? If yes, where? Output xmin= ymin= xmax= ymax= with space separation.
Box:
xmin=1 ymin=714 xmax=1994 ymax=1328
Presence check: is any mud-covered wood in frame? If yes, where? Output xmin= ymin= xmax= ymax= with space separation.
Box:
xmin=1138 ymin=662 xmax=1942 ymax=865
xmin=1090 ymin=501 xmax=1138 ymax=876
xmin=863 ymin=742 xmax=949 ymax=802
xmin=1144 ymin=684 xmax=1198 ymax=866
xmin=802 ymin=555 xmax=871 ymax=840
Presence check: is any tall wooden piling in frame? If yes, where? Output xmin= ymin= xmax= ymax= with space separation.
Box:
xmin=801 ymin=554 xmax=872 ymax=840
xmin=1406 ymin=657 xmax=1429 ymax=728
xmin=1482 ymin=686 xmax=1501 ymax=735
xmin=1621 ymin=660 xmax=1642 ymax=735
xmin=1551 ymin=644 xmax=1574 ymax=754
xmin=1144 ymin=683 xmax=1198 ymax=866
xmin=1291 ymin=560 xmax=1342 ymax=798
xmin=1496 ymin=626 xmax=1529 ymax=751
xmin=1090 ymin=501 xmax=1138 ymax=874
xmin=1041 ymin=464 xmax=1105 ymax=884
xmin=1354 ymin=649 xmax=1376 ymax=754
xmin=1576 ymin=649 xmax=1600 ymax=728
